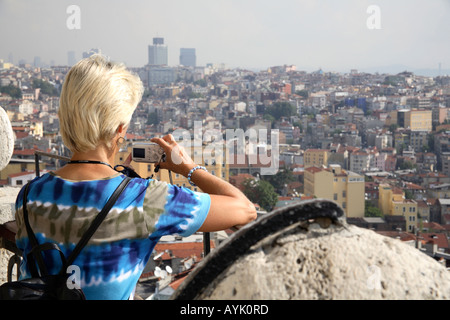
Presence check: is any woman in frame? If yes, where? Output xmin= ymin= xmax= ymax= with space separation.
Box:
xmin=14 ymin=55 xmax=256 ymax=300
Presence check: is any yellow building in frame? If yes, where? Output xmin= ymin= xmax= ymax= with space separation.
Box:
xmin=378 ymin=183 xmax=418 ymax=232
xmin=304 ymin=164 xmax=365 ymax=218
xmin=114 ymin=144 xmax=229 ymax=193
xmin=304 ymin=149 xmax=329 ymax=168
xmin=404 ymin=109 xmax=432 ymax=132
xmin=0 ymin=159 xmax=45 ymax=181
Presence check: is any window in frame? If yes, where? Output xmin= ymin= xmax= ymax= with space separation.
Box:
xmin=342 ymin=202 xmax=346 ymax=209
xmin=342 ymin=191 xmax=346 ymax=198
xmin=333 ymin=193 xmax=338 ymax=200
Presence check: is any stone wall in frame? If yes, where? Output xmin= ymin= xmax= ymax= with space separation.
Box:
xmin=0 ymin=106 xmax=18 ymax=284
xmin=0 ymin=106 xmax=14 ymax=170
xmin=0 ymin=187 xmax=20 ymax=284
xmin=173 ymin=200 xmax=450 ymax=300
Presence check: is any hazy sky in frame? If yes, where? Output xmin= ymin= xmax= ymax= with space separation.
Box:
xmin=1 ymin=0 xmax=449 ymax=74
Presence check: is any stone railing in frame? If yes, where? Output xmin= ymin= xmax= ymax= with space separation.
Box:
xmin=0 ymin=106 xmax=19 ymax=284
xmin=172 ymin=199 xmax=450 ymax=300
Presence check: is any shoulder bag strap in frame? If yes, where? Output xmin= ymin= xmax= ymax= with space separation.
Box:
xmin=63 ymin=177 xmax=132 ymax=270
xmin=22 ymin=181 xmax=48 ymax=277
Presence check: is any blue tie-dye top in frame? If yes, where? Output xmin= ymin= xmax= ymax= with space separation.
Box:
xmin=14 ymin=172 xmax=211 ymax=300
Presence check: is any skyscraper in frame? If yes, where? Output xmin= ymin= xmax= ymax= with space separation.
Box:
xmin=148 ymin=37 xmax=168 ymax=66
xmin=82 ymin=48 xmax=101 ymax=59
xmin=179 ymin=48 xmax=196 ymax=67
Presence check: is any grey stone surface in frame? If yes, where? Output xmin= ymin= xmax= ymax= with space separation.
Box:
xmin=0 ymin=106 xmax=14 ymax=171
xmin=173 ymin=200 xmax=450 ymax=300
xmin=0 ymin=187 xmax=20 ymax=285
xmin=197 ymin=223 xmax=450 ymax=299
xmin=0 ymin=187 xmax=19 ymax=225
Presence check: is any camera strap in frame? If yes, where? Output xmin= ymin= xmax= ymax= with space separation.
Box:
xmin=67 ymin=160 xmax=114 ymax=169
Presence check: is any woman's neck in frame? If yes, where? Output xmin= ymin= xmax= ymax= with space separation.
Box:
xmin=71 ymin=145 xmax=115 ymax=165
xmin=55 ymin=145 xmax=119 ymax=181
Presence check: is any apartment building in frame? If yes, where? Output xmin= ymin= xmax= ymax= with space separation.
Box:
xmin=378 ymin=183 xmax=418 ymax=232
xmin=304 ymin=164 xmax=365 ymax=218
xmin=398 ymin=109 xmax=432 ymax=132
xmin=304 ymin=149 xmax=329 ymax=168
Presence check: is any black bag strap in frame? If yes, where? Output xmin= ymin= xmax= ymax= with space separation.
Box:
xmin=22 ymin=176 xmax=132 ymax=277
xmin=22 ymin=181 xmax=48 ymax=277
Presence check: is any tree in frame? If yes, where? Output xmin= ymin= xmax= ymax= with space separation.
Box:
xmin=262 ymin=168 xmax=295 ymax=194
xmin=242 ymin=178 xmax=278 ymax=212
xmin=0 ymin=84 xmax=22 ymax=99
xmin=32 ymin=79 xmax=58 ymax=96
xmin=365 ymin=201 xmax=383 ymax=217
xmin=295 ymin=90 xmax=309 ymax=98
xmin=147 ymin=112 xmax=159 ymax=125
xmin=404 ymin=189 xmax=414 ymax=200
xmin=264 ymin=102 xmax=296 ymax=120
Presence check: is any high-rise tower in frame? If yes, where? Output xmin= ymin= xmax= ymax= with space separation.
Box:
xmin=148 ymin=37 xmax=168 ymax=66
xmin=179 ymin=48 xmax=196 ymax=67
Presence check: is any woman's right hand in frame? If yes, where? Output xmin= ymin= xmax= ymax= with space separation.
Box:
xmin=152 ymin=134 xmax=257 ymax=231
xmin=150 ymin=134 xmax=196 ymax=177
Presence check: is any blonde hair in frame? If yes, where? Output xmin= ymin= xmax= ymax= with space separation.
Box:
xmin=58 ymin=55 xmax=144 ymax=153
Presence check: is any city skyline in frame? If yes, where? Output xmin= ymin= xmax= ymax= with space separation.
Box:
xmin=1 ymin=0 xmax=450 ymax=76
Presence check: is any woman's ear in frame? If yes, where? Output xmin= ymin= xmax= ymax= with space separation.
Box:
xmin=117 ymin=123 xmax=128 ymax=135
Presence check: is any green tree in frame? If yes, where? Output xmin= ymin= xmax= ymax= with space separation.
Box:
xmin=404 ymin=189 xmax=414 ymax=200
xmin=0 ymin=84 xmax=22 ymax=99
xmin=147 ymin=112 xmax=159 ymax=125
xmin=295 ymin=90 xmax=309 ymax=98
xmin=194 ymin=79 xmax=207 ymax=87
xmin=264 ymin=102 xmax=296 ymax=120
xmin=32 ymin=79 xmax=58 ymax=96
xmin=364 ymin=201 xmax=383 ymax=217
xmin=262 ymin=168 xmax=295 ymax=194
xmin=242 ymin=178 xmax=278 ymax=212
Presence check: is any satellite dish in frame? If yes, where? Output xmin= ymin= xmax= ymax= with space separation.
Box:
xmin=165 ymin=266 xmax=173 ymax=274
xmin=184 ymin=260 xmax=192 ymax=270
xmin=154 ymin=266 xmax=168 ymax=279
xmin=153 ymin=252 xmax=164 ymax=260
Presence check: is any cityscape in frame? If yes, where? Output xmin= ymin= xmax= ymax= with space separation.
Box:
xmin=1 ymin=30 xmax=450 ymax=298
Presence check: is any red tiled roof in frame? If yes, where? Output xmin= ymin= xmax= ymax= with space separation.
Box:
xmin=169 ymin=275 xmax=188 ymax=290
xmin=305 ymin=166 xmax=323 ymax=173
xmin=422 ymin=222 xmax=445 ymax=231
xmin=153 ymin=241 xmax=215 ymax=260
xmin=376 ymin=231 xmax=417 ymax=242
xmin=420 ymin=233 xmax=449 ymax=249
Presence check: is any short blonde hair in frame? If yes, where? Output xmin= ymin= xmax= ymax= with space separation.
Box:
xmin=59 ymin=55 xmax=144 ymax=153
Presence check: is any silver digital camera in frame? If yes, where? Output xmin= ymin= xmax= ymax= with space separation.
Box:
xmin=132 ymin=143 xmax=165 ymax=163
